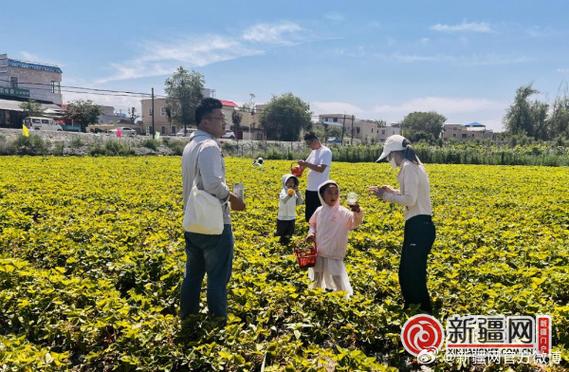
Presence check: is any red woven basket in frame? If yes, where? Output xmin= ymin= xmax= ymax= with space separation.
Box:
xmin=294 ymin=243 xmax=317 ymax=269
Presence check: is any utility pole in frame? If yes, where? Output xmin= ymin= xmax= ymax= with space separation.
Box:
xmin=341 ymin=114 xmax=346 ymax=144
xmin=350 ymin=115 xmax=354 ymax=145
xmin=151 ymin=87 xmax=155 ymax=136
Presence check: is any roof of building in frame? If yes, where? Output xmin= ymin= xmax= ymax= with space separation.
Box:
xmin=0 ymin=98 xmax=24 ymax=111
xmin=0 ymin=98 xmax=61 ymax=112
xmin=220 ymin=99 xmax=237 ymax=107
xmin=465 ymin=122 xmax=485 ymax=127
xmin=319 ymin=120 xmax=344 ymax=128
xmin=8 ymin=59 xmax=62 ymax=74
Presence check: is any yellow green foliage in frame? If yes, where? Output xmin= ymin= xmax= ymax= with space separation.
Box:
xmin=0 ymin=156 xmax=567 ymax=370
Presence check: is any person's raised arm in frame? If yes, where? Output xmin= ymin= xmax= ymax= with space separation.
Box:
xmin=298 ymin=160 xmax=327 ymax=173
xmin=348 ymin=205 xmax=364 ymax=229
xmin=382 ymin=167 xmax=418 ymax=207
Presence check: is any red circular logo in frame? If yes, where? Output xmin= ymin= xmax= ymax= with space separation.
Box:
xmin=401 ymin=315 xmax=444 ymax=357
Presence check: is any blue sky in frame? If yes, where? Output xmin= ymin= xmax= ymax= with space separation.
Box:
xmin=2 ymin=0 xmax=569 ymax=130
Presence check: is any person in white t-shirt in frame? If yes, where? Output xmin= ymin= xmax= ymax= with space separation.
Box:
xmin=298 ymin=132 xmax=333 ymax=222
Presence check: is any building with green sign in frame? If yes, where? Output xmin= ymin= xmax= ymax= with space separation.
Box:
xmin=0 ymin=53 xmax=63 ymax=128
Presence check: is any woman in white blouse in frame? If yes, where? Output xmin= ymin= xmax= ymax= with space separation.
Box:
xmin=370 ymin=135 xmax=436 ymax=314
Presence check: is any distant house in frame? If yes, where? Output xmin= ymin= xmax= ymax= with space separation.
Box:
xmin=0 ymin=53 xmax=62 ymax=105
xmin=315 ymin=114 xmax=399 ymax=144
xmin=442 ymin=122 xmax=494 ymax=141
xmin=377 ymin=123 xmax=401 ymax=142
xmin=220 ymin=99 xmax=237 ymax=123
xmin=140 ymin=92 xmax=239 ymax=136
xmin=141 ymin=98 xmax=176 ymax=135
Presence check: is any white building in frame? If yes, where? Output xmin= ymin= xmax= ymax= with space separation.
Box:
xmin=377 ymin=123 xmax=401 ymax=142
xmin=140 ymin=93 xmax=236 ymax=136
xmin=442 ymin=122 xmax=494 ymax=141
xmin=0 ymin=53 xmax=62 ymax=105
xmin=0 ymin=53 xmax=63 ymax=128
xmin=317 ymin=114 xmax=399 ymax=144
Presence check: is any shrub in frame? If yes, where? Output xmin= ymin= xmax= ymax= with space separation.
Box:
xmin=52 ymin=141 xmax=65 ymax=156
xmin=104 ymin=140 xmax=134 ymax=155
xmin=164 ymin=139 xmax=187 ymax=155
xmin=14 ymin=134 xmax=48 ymax=155
xmin=142 ymin=139 xmax=161 ymax=151
xmin=70 ymin=136 xmax=83 ymax=149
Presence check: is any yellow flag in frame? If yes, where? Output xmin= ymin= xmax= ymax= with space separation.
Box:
xmin=22 ymin=124 xmax=30 ymax=137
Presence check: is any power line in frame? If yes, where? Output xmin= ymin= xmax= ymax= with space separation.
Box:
xmin=0 ymin=79 xmax=265 ymax=103
xmin=0 ymin=78 xmax=259 ymax=109
xmin=0 ymin=78 xmax=153 ymax=96
xmin=1 ymin=85 xmax=150 ymax=98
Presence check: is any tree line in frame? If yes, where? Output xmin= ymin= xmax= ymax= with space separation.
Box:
xmin=19 ymin=66 xmax=569 ymax=143
xmin=163 ymin=67 xmax=569 ymax=143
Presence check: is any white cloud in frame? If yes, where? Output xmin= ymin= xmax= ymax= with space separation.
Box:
xmin=310 ymin=97 xmax=507 ymax=131
xmin=333 ymin=45 xmax=368 ymax=58
xmin=242 ymin=21 xmax=303 ymax=44
xmin=467 ymin=54 xmax=530 ymax=66
xmin=63 ymin=91 xmax=142 ymax=115
xmin=373 ymin=97 xmax=505 ymax=114
xmin=98 ymin=21 xmax=304 ymax=83
xmin=372 ymin=97 xmax=507 ymax=131
xmin=96 ymin=35 xmax=263 ymax=83
xmin=557 ymin=68 xmax=569 ymax=74
xmin=430 ymin=21 xmax=493 ymax=33
xmin=526 ymin=26 xmax=556 ymax=38
xmin=374 ymin=52 xmax=530 ymax=66
xmin=377 ymin=53 xmax=450 ymax=63
xmin=311 ymin=101 xmax=364 ymax=115
xmin=18 ymin=51 xmax=63 ymax=67
xmin=324 ymin=12 xmax=344 ymax=22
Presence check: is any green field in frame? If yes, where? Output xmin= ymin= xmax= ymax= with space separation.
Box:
xmin=0 ymin=157 xmax=568 ymax=370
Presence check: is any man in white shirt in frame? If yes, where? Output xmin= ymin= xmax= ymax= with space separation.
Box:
xmin=180 ymin=98 xmax=245 ymax=327
xmin=298 ymin=132 xmax=333 ymax=222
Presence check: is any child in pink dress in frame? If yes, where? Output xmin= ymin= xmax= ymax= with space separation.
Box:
xmin=306 ymin=180 xmax=364 ymax=297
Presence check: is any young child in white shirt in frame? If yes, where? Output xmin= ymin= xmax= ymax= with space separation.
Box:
xmin=276 ymin=174 xmax=303 ymax=245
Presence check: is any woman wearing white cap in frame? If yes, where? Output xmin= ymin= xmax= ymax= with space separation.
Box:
xmin=369 ymin=135 xmax=435 ymax=314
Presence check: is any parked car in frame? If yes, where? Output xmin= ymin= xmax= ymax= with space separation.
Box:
xmin=176 ymin=128 xmax=196 ymax=137
xmin=327 ymin=137 xmax=342 ymax=145
xmin=221 ymin=130 xmax=236 ymax=139
xmin=24 ymin=117 xmax=63 ymax=132
xmin=109 ymin=127 xmax=137 ymax=137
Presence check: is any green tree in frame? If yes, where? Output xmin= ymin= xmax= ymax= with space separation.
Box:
xmin=504 ymin=84 xmax=550 ymax=139
xmin=260 ymin=93 xmax=312 ymax=141
xmin=547 ymin=94 xmax=569 ymax=139
xmin=19 ymin=100 xmax=44 ymax=118
xmin=401 ymin=112 xmax=446 ymax=143
xmin=165 ymin=67 xmax=204 ymax=134
xmin=327 ymin=126 xmax=343 ymax=138
xmin=231 ymin=110 xmax=242 ymax=140
xmin=64 ymin=100 xmax=101 ymax=132
xmin=530 ymin=100 xmax=549 ymax=140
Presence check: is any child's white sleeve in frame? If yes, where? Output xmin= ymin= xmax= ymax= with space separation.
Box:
xmin=279 ymin=190 xmax=293 ymax=201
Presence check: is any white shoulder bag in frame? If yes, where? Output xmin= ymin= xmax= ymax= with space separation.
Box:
xmin=182 ymin=142 xmax=224 ymax=235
